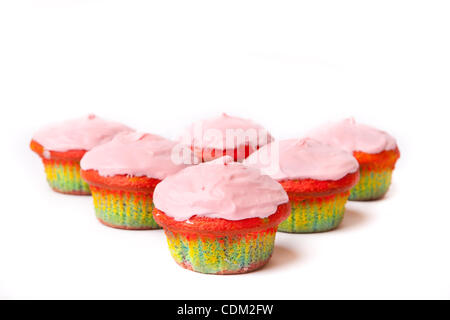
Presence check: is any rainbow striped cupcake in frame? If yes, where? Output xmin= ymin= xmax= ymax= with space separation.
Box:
xmin=30 ymin=114 xmax=132 ymax=195
xmin=80 ymin=132 xmax=190 ymax=230
xmin=244 ymin=138 xmax=359 ymax=233
xmin=153 ymin=156 xmax=290 ymax=274
xmin=179 ymin=113 xmax=273 ymax=162
xmin=308 ymin=118 xmax=400 ymax=201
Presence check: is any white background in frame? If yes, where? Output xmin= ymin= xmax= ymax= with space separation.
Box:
xmin=0 ymin=0 xmax=449 ymax=299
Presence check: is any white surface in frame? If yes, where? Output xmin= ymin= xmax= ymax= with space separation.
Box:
xmin=0 ymin=0 xmax=449 ymax=299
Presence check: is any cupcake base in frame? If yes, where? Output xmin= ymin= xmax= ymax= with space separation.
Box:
xmin=90 ymin=186 xmax=160 ymax=230
xmin=278 ymin=192 xmax=349 ymax=233
xmin=164 ymin=227 xmax=277 ymax=274
xmin=43 ymin=159 xmax=91 ymax=195
xmin=176 ymin=256 xmax=271 ymax=275
xmin=349 ymin=169 xmax=392 ymax=201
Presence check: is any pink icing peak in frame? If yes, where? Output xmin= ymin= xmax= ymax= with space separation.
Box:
xmin=180 ymin=113 xmax=274 ymax=150
xmin=153 ymin=156 xmax=289 ymax=221
xmin=294 ymin=138 xmax=308 ymax=147
xmin=307 ymin=118 xmax=397 ymax=154
xmin=347 ymin=117 xmax=356 ymax=125
xmin=243 ymin=138 xmax=359 ymax=181
xmin=32 ymin=114 xmax=133 ymax=152
xmin=80 ymin=132 xmax=190 ymax=179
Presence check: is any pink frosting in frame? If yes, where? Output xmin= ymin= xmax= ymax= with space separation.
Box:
xmin=80 ymin=132 xmax=190 ymax=180
xmin=307 ymin=118 xmax=397 ymax=154
xmin=32 ymin=114 xmax=133 ymax=152
xmin=244 ymin=138 xmax=359 ymax=181
xmin=180 ymin=113 xmax=274 ymax=150
xmin=153 ymin=156 xmax=289 ymax=221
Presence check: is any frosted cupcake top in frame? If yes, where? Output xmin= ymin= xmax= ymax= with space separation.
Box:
xmin=244 ymin=138 xmax=359 ymax=181
xmin=307 ymin=118 xmax=397 ymax=154
xmin=32 ymin=114 xmax=133 ymax=152
xmin=180 ymin=113 xmax=274 ymax=150
xmin=153 ymin=156 xmax=289 ymax=221
xmin=80 ymin=132 xmax=190 ymax=180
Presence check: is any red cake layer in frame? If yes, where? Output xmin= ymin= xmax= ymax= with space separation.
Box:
xmin=81 ymin=169 xmax=160 ymax=193
xmin=192 ymin=144 xmax=256 ymax=162
xmin=353 ymin=148 xmax=400 ymax=171
xmin=279 ymin=171 xmax=359 ymax=199
xmin=153 ymin=202 xmax=290 ymax=236
xmin=30 ymin=139 xmax=86 ymax=162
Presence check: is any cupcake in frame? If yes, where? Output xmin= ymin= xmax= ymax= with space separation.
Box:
xmin=30 ymin=114 xmax=132 ymax=195
xmin=180 ymin=113 xmax=274 ymax=162
xmin=80 ymin=132 xmax=190 ymax=230
xmin=244 ymin=138 xmax=359 ymax=233
xmin=308 ymin=118 xmax=400 ymax=201
xmin=153 ymin=156 xmax=290 ymax=274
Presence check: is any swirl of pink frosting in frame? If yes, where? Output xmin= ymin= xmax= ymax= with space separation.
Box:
xmin=180 ymin=113 xmax=274 ymax=150
xmin=153 ymin=156 xmax=289 ymax=221
xmin=307 ymin=118 xmax=397 ymax=154
xmin=244 ymin=138 xmax=359 ymax=181
xmin=80 ymin=132 xmax=190 ymax=179
xmin=32 ymin=114 xmax=133 ymax=152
